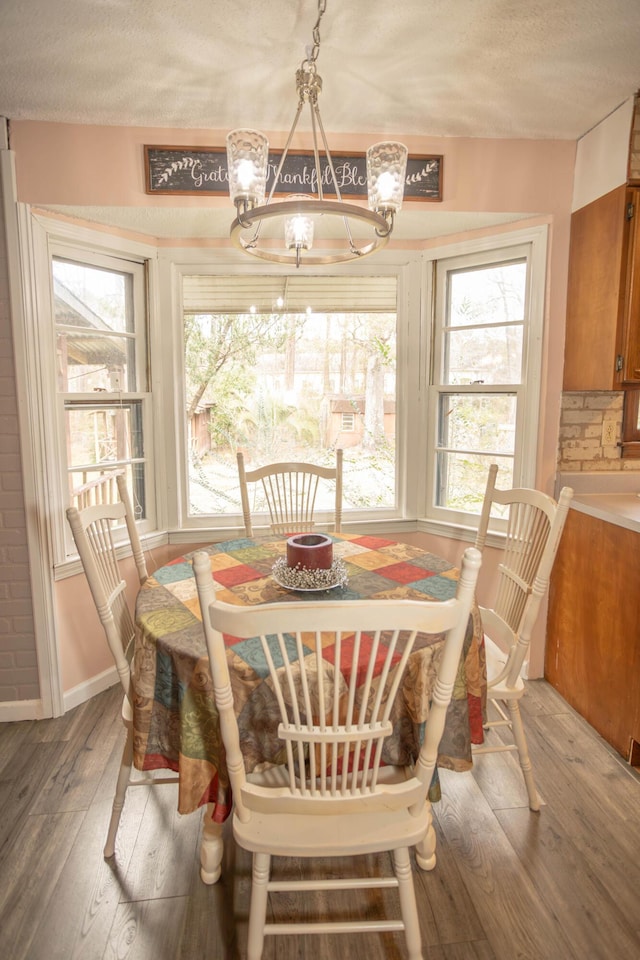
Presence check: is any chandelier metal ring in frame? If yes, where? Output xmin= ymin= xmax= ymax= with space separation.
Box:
xmin=230 ymin=199 xmax=393 ymax=265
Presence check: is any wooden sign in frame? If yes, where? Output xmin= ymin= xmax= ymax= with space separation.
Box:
xmin=144 ymin=145 xmax=442 ymax=201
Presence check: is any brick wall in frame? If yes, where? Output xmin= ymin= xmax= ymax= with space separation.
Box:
xmin=558 ymin=391 xmax=640 ymax=472
xmin=0 ymin=155 xmax=39 ymax=704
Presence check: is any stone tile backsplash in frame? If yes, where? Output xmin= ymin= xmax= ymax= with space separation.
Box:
xmin=558 ymin=391 xmax=640 ymax=471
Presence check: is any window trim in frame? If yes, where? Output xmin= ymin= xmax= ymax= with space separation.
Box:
xmin=26 ymin=213 xmax=158 ymax=572
xmin=53 ymin=248 xmax=151 ymax=530
xmin=163 ymin=253 xmax=418 ymax=531
xmin=423 ymin=225 xmax=548 ymax=529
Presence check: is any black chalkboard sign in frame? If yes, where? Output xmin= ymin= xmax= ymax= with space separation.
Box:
xmin=144 ymin=145 xmax=442 ymax=201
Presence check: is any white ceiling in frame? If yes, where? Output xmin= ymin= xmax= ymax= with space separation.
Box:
xmin=1 ymin=0 xmax=639 ymax=240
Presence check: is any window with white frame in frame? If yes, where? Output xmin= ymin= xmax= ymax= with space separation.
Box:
xmin=180 ymin=273 xmax=399 ymax=524
xmin=427 ymin=234 xmax=545 ymax=526
xmin=51 ymin=249 xmax=153 ymax=555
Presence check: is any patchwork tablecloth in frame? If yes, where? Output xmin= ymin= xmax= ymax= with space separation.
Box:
xmin=133 ymin=533 xmax=486 ymax=817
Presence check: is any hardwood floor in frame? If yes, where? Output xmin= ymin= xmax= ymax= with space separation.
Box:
xmin=1 ymin=680 xmax=638 ymax=960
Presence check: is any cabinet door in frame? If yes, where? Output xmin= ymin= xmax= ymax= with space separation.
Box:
xmin=620 ymin=186 xmax=640 ymax=382
xmin=546 ymin=508 xmax=640 ymax=759
xmin=563 ymin=186 xmax=627 ymax=391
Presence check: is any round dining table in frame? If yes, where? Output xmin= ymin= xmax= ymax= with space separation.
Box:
xmin=132 ymin=531 xmax=486 ymax=881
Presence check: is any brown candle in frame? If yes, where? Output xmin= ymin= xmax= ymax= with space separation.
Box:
xmin=286 ymin=533 xmax=333 ymax=570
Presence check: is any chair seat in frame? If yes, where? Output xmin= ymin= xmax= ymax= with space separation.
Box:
xmin=237 ymin=763 xmax=428 ymax=856
xmin=234 ymin=802 xmax=428 ymax=858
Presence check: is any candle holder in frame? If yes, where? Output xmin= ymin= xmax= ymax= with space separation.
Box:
xmin=286 ymin=533 xmax=333 ymax=570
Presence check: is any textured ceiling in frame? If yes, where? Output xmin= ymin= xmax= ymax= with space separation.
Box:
xmin=1 ymin=0 xmax=639 ymax=139
xmin=1 ymin=0 xmax=639 ymax=240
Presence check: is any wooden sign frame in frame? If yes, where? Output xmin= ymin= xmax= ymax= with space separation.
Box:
xmin=144 ymin=145 xmax=443 ymax=202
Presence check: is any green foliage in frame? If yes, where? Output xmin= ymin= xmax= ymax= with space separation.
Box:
xmin=185 ymin=305 xmax=398 ymax=514
xmin=205 ymin=367 xmax=256 ymax=450
xmin=372 ymin=335 xmax=393 ymax=366
xmin=247 ymin=389 xmax=321 ymax=462
xmin=342 ymin=441 xmax=395 ymax=508
xmin=184 ymin=312 xmax=293 ymax=420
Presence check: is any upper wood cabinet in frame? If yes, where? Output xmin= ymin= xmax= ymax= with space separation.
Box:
xmin=563 ymin=184 xmax=640 ymax=389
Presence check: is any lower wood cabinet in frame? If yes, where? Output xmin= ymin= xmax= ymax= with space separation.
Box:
xmin=546 ymin=508 xmax=640 ymax=761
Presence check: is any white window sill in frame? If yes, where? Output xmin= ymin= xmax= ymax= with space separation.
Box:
xmin=55 ymin=515 xmax=507 ymax=581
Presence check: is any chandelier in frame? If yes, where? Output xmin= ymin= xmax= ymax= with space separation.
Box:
xmin=226 ymin=0 xmax=408 ymax=268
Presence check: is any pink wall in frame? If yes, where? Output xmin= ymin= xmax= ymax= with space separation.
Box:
xmin=10 ymin=121 xmax=575 ymax=215
xmin=9 ymin=120 xmax=577 ymax=688
xmin=55 ymin=542 xmax=202 ymax=694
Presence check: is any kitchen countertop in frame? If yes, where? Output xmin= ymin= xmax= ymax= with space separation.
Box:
xmin=556 ymin=472 xmax=640 ymax=534
xmin=569 ymin=492 xmax=640 ymax=533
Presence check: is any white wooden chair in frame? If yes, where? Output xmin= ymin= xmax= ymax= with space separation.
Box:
xmin=472 ymin=464 xmax=573 ymax=810
xmin=193 ymin=545 xmax=481 ymax=960
xmin=237 ymin=449 xmax=343 ymax=537
xmin=70 ymin=469 xmax=124 ymax=511
xmin=66 ymin=473 xmax=179 ymax=859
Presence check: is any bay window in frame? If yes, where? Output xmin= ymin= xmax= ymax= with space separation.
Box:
xmin=32 ymin=219 xmax=546 ymax=568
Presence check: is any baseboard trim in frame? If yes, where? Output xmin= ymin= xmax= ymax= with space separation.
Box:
xmin=0 ymin=667 xmax=119 ymax=723
xmin=63 ymin=665 xmax=118 ymax=713
xmin=0 ymin=699 xmax=45 ymax=722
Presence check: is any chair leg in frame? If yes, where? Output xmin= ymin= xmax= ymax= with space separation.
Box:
xmin=200 ymin=802 xmax=224 ymax=884
xmin=104 ymin=727 xmax=134 ymax=858
xmin=507 ymin=699 xmax=540 ymax=812
xmin=414 ymin=802 xmax=437 ymax=871
xmin=247 ymin=851 xmax=271 ymax=960
xmin=393 ymin=846 xmax=423 ymax=960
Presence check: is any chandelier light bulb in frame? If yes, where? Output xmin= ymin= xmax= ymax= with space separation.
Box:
xmin=287 ymin=215 xmax=312 ymax=247
xmin=367 ymin=141 xmax=409 ymax=214
xmin=237 ymin=159 xmax=256 ymax=192
xmin=227 ymin=129 xmax=269 ymax=207
xmin=293 ymin=217 xmax=310 ymax=245
xmin=376 ymin=172 xmax=396 ymax=204
xmin=284 ymin=196 xmax=315 ymax=252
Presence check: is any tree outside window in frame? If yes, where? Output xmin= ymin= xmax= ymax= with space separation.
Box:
xmin=182 ymin=276 xmax=398 ymax=518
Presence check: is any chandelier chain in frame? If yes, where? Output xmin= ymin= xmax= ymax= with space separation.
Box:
xmin=303 ymin=0 xmax=327 ymax=72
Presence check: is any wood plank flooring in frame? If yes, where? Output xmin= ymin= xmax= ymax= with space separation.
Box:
xmin=0 ymin=680 xmax=638 ymax=960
